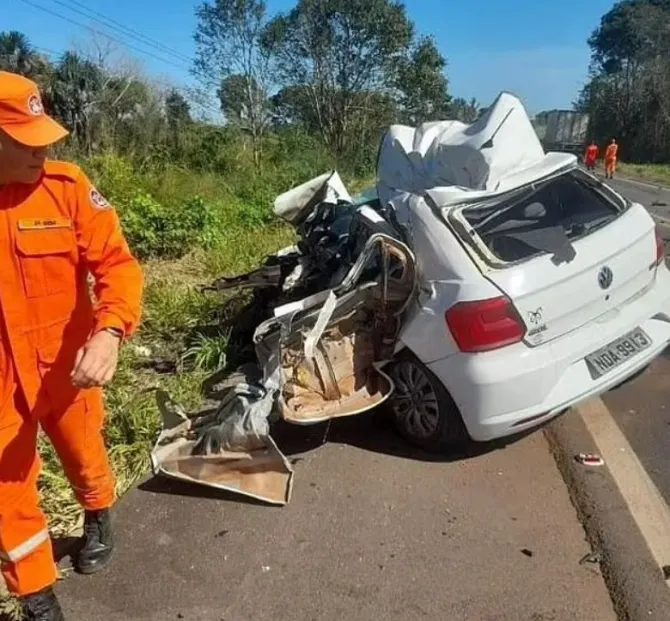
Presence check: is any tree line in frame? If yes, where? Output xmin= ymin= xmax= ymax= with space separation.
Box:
xmin=577 ymin=0 xmax=670 ymax=163
xmin=1 ymin=0 xmax=482 ymax=175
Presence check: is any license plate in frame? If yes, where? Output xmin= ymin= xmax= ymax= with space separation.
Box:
xmin=585 ymin=327 xmax=652 ymax=379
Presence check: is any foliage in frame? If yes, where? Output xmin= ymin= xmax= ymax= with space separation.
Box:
xmin=263 ymin=0 xmax=414 ymax=159
xmin=181 ymin=331 xmax=229 ymax=372
xmin=450 ymin=97 xmax=481 ymax=123
xmin=2 ymin=2 xmax=456 ymax=172
xmin=0 ymin=30 xmax=51 ymax=79
xmin=194 ymin=0 xmax=274 ymax=169
xmin=45 ymin=52 xmax=104 ymax=153
xmin=396 ymin=36 xmax=451 ymax=124
xmin=114 ymin=192 xmax=212 ymax=259
xmin=618 ymin=161 xmax=670 ymax=184
xmin=578 ymin=0 xmax=670 ymax=162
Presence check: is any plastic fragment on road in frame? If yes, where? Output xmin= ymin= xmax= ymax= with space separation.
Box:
xmin=575 ymin=453 xmax=605 ymax=467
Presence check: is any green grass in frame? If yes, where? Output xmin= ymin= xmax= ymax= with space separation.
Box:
xmin=0 ymin=153 xmax=349 ymax=616
xmin=618 ymin=162 xmax=670 ymax=186
xmin=0 ymin=145 xmax=371 ymax=616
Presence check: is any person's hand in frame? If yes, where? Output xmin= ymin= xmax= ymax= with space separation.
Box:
xmin=71 ymin=330 xmax=121 ymax=388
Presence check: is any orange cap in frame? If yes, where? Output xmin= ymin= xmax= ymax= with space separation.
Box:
xmin=0 ymin=71 xmax=68 ymax=147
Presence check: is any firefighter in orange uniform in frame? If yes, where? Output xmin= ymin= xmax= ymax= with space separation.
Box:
xmin=605 ymin=138 xmax=619 ymax=179
xmin=0 ymin=71 xmax=143 ymax=619
xmin=583 ymin=140 xmax=599 ymax=172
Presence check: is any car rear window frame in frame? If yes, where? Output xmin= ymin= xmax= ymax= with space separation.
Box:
xmin=445 ymin=167 xmax=631 ymax=269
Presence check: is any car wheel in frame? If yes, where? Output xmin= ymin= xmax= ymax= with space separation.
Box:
xmin=387 ymin=350 xmax=468 ymax=452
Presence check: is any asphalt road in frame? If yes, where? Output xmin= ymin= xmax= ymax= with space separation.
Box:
xmin=608 ymin=177 xmax=670 ymax=224
xmin=601 ymin=176 xmax=670 ymax=508
xmin=58 ymin=416 xmax=617 ymax=621
xmin=54 ymin=172 xmax=670 ymax=621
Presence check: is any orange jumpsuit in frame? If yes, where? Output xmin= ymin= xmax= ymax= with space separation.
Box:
xmin=605 ymin=143 xmax=618 ymax=177
xmin=0 ymin=161 xmax=143 ymax=596
xmin=584 ymin=144 xmax=598 ymax=170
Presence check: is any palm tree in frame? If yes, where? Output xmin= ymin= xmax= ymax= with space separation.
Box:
xmin=46 ymin=52 xmax=104 ymax=153
xmin=0 ymin=30 xmax=49 ymax=79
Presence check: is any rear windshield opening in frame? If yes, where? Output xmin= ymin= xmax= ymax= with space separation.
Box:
xmin=460 ymin=170 xmax=625 ymax=263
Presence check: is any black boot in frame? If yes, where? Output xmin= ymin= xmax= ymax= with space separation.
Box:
xmin=21 ymin=586 xmax=64 ymax=621
xmin=76 ymin=509 xmax=114 ymax=575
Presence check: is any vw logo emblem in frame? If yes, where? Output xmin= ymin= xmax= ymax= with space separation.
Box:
xmin=598 ymin=266 xmax=613 ymax=290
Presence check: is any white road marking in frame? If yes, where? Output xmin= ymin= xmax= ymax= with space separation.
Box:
xmin=577 ymin=397 xmax=670 ymax=581
xmin=614 ymin=176 xmax=670 ymax=192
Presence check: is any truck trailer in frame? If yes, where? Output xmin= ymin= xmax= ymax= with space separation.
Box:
xmin=533 ymin=109 xmax=589 ymax=156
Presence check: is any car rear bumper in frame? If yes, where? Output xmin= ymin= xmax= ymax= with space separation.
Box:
xmin=427 ymin=271 xmax=670 ymax=442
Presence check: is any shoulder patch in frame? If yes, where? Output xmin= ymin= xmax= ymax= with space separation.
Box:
xmin=89 ymin=186 xmax=112 ymax=210
xmin=43 ymin=160 xmax=82 ymax=182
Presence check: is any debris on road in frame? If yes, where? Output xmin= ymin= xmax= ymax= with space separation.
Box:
xmin=579 ymin=551 xmax=601 ymax=566
xmin=575 ymin=453 xmax=605 ymax=467
xmin=151 ymin=170 xmax=417 ymax=505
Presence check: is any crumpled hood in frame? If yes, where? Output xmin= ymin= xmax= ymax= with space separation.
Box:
xmin=377 ymin=91 xmax=576 ymax=209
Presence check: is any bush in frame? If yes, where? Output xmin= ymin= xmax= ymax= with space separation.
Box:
xmin=116 ymin=192 xmax=221 ymax=260
xmin=85 ymin=152 xmax=138 ymax=204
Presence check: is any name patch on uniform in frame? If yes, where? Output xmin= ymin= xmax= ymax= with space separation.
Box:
xmin=18 ymin=218 xmax=72 ymax=231
xmin=89 ymin=187 xmax=111 ymax=210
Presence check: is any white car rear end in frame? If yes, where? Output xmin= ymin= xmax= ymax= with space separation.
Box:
xmin=394 ymin=165 xmax=670 ymax=445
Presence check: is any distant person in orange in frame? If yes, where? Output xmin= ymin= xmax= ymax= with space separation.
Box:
xmin=584 ymin=141 xmax=599 ymax=172
xmin=605 ymin=138 xmax=619 ymax=179
xmin=0 ymin=71 xmax=143 ymax=620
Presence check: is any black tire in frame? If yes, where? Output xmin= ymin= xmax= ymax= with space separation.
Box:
xmin=386 ymin=349 xmax=469 ymax=452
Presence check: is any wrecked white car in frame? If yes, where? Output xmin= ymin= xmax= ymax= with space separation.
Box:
xmin=152 ymin=91 xmax=670 ymax=505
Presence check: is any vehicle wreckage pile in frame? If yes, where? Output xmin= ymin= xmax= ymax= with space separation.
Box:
xmin=151 ymin=171 xmax=418 ymax=505
xmin=151 ymin=90 xmax=573 ymax=505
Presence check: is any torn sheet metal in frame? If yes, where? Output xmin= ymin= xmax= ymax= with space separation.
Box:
xmin=376 ymin=91 xmax=576 ymax=211
xmin=151 ymin=173 xmax=416 ymax=505
xmin=274 ymin=171 xmax=352 ymax=225
xmin=255 ymin=234 xmax=416 ymax=426
xmin=151 ymin=390 xmax=294 ymax=505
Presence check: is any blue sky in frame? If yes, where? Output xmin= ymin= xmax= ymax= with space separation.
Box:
xmin=3 ymin=0 xmax=616 ymax=115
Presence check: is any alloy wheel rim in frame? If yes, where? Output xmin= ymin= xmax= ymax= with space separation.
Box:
xmin=390 ymin=361 xmax=440 ymax=439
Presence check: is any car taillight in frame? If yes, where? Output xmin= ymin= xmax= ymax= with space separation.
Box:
xmin=655 ymin=225 xmax=665 ymax=266
xmin=446 ymin=296 xmax=526 ymax=353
